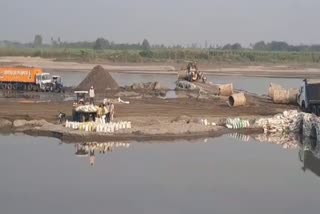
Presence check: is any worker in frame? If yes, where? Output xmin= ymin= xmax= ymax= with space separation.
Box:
xmin=89 ymin=86 xmax=95 ymax=104
xmin=104 ymin=103 xmax=110 ymax=123
xmin=109 ymin=101 xmax=115 ymax=121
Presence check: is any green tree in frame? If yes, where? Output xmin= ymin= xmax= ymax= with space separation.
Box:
xmin=33 ymin=34 xmax=43 ymax=48
xmin=93 ymin=37 xmax=109 ymax=50
xmin=142 ymin=39 xmax=151 ymax=50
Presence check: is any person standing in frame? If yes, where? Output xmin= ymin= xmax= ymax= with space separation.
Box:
xmin=109 ymin=102 xmax=115 ymax=121
xmin=89 ymin=86 xmax=95 ymax=104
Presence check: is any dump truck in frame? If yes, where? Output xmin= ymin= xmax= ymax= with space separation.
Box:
xmin=297 ymin=79 xmax=320 ymax=115
xmin=0 ymin=67 xmax=63 ymax=92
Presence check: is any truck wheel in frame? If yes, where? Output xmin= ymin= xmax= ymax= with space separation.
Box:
xmin=27 ymin=84 xmax=32 ymax=91
xmin=312 ymin=105 xmax=317 ymax=115
xmin=12 ymin=84 xmax=17 ymax=90
xmin=6 ymin=83 xmax=13 ymax=90
xmin=33 ymin=85 xmax=39 ymax=92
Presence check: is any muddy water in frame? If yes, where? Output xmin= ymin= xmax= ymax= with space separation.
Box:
xmin=0 ymin=134 xmax=319 ymax=214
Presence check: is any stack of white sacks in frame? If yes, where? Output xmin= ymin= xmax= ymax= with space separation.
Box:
xmin=65 ymin=120 xmax=132 ymax=133
xmin=226 ymin=118 xmax=250 ymax=129
xmin=255 ymin=110 xmax=320 ymax=139
xmin=255 ymin=110 xmax=303 ymax=133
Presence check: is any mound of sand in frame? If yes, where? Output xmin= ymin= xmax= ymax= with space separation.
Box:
xmin=77 ymin=65 xmax=119 ymax=93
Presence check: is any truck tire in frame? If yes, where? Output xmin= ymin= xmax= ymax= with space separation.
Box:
xmin=312 ymin=105 xmax=317 ymax=115
xmin=27 ymin=84 xmax=32 ymax=91
xmin=32 ymin=85 xmax=39 ymax=92
xmin=12 ymin=83 xmax=17 ymax=90
xmin=6 ymin=83 xmax=12 ymax=90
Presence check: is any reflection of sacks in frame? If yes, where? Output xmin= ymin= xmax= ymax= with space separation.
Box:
xmin=254 ymin=133 xmax=299 ymax=149
xmin=227 ymin=133 xmax=250 ymax=142
xmin=226 ymin=118 xmax=250 ymax=129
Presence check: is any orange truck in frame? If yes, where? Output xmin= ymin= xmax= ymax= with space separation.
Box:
xmin=0 ymin=67 xmax=63 ymax=92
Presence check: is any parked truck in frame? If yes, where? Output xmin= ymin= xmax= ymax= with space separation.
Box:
xmin=0 ymin=67 xmax=63 ymax=92
xmin=297 ymin=79 xmax=320 ymax=115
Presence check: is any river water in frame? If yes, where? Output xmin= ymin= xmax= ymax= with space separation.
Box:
xmin=54 ymin=71 xmax=302 ymax=95
xmin=0 ymin=134 xmax=319 ymax=214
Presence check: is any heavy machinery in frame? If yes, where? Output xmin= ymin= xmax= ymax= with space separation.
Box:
xmin=297 ymin=79 xmax=320 ymax=115
xmin=178 ymin=62 xmax=207 ymax=83
xmin=0 ymin=67 xmax=63 ymax=92
xmin=72 ymin=91 xmax=98 ymax=122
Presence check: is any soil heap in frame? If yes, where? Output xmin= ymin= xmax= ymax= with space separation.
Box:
xmin=77 ymin=65 xmax=119 ymax=93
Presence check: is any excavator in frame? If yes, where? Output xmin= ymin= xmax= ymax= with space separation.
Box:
xmin=181 ymin=62 xmax=207 ymax=83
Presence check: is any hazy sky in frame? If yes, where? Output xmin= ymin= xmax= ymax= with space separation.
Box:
xmin=1 ymin=0 xmax=319 ymax=46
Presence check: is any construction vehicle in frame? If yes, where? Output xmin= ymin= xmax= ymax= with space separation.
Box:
xmin=72 ymin=91 xmax=98 ymax=122
xmin=0 ymin=67 xmax=63 ymax=92
xmin=178 ymin=62 xmax=207 ymax=83
xmin=297 ymin=79 xmax=320 ymax=115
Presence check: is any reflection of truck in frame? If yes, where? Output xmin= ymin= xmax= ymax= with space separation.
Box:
xmin=72 ymin=91 xmax=97 ymax=122
xmin=299 ymin=137 xmax=320 ymax=178
xmin=0 ymin=67 xmax=63 ymax=92
xmin=297 ymin=79 xmax=320 ymax=115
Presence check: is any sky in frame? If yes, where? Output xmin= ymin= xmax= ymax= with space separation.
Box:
xmin=0 ymin=0 xmax=320 ymax=46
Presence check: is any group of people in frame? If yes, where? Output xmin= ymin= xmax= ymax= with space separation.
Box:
xmin=97 ymin=99 xmax=114 ymax=123
xmin=88 ymin=86 xmax=115 ymax=123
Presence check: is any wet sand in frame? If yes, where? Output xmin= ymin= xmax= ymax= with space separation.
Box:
xmin=0 ymin=93 xmax=296 ymax=141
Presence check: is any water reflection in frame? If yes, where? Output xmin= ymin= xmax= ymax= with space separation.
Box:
xmin=228 ymin=132 xmax=320 ymax=178
xmin=227 ymin=132 xmax=299 ymax=149
xmin=299 ymin=137 xmax=320 ymax=177
xmin=74 ymin=142 xmax=130 ymax=166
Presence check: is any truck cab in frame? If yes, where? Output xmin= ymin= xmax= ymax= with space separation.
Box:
xmin=297 ymin=79 xmax=320 ymax=115
xmin=36 ymin=73 xmax=52 ymax=91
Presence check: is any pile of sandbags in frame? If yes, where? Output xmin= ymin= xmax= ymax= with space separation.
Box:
xmin=255 ymin=110 xmax=303 ymax=133
xmin=226 ymin=118 xmax=250 ymax=129
xmin=65 ymin=120 xmax=132 ymax=133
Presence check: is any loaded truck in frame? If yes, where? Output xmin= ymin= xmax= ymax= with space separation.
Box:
xmin=0 ymin=67 xmax=63 ymax=92
xmin=297 ymin=79 xmax=320 ymax=115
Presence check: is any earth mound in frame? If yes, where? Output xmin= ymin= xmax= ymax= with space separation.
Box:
xmin=77 ymin=65 xmax=119 ymax=93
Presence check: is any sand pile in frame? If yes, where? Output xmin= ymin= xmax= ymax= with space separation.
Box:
xmin=77 ymin=65 xmax=119 ymax=93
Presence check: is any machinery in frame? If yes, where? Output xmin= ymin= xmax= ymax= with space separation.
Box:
xmin=297 ymin=79 xmax=320 ymax=115
xmin=179 ymin=62 xmax=207 ymax=83
xmin=0 ymin=67 xmax=63 ymax=92
xmin=72 ymin=91 xmax=97 ymax=122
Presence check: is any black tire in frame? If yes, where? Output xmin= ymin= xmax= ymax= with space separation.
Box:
xmin=12 ymin=83 xmax=17 ymax=90
xmin=6 ymin=83 xmax=12 ymax=90
xmin=0 ymin=83 xmax=4 ymax=89
xmin=27 ymin=84 xmax=33 ymax=91
xmin=312 ymin=105 xmax=317 ymax=115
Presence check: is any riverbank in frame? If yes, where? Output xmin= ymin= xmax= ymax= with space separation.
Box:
xmin=1 ymin=56 xmax=320 ymax=79
xmin=0 ymin=93 xmax=296 ymax=142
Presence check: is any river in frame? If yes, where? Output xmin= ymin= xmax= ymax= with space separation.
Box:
xmin=0 ymin=134 xmax=319 ymax=214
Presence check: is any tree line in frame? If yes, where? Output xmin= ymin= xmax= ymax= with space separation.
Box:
xmin=2 ymin=34 xmax=320 ymax=53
